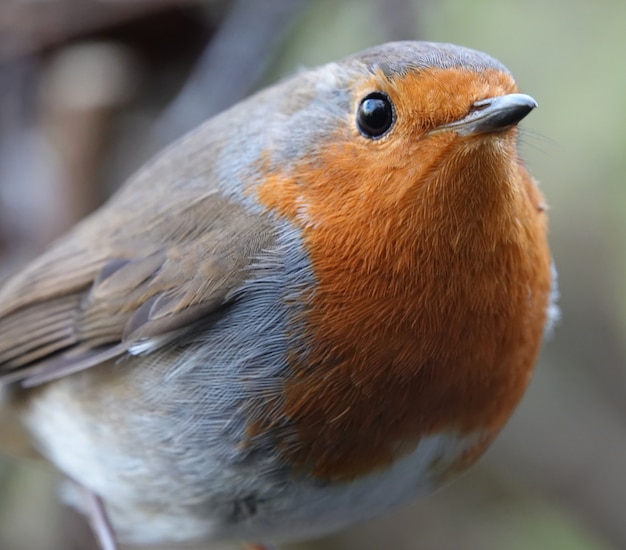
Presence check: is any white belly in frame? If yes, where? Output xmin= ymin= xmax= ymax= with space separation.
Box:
xmin=24 ymin=375 xmax=481 ymax=545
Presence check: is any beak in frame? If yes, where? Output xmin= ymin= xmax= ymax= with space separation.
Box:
xmin=436 ymin=93 xmax=538 ymax=137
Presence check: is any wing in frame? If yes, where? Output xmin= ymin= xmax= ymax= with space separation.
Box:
xmin=0 ymin=174 xmax=275 ymax=388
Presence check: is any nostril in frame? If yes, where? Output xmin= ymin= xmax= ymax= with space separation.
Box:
xmin=469 ymin=99 xmax=492 ymax=113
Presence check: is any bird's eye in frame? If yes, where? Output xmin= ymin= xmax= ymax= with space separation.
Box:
xmin=356 ymin=92 xmax=394 ymax=139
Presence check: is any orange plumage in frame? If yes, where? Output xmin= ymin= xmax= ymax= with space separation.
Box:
xmin=255 ymin=64 xmax=552 ymax=481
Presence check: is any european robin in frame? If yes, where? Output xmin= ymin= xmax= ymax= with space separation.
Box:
xmin=0 ymin=41 xmax=557 ymax=550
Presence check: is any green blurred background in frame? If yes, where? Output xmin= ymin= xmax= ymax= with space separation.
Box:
xmin=0 ymin=1 xmax=625 ymax=549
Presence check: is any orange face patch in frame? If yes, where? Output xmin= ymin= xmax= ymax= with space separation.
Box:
xmin=356 ymin=67 xmax=516 ymax=138
xmin=254 ymin=67 xmax=551 ymax=481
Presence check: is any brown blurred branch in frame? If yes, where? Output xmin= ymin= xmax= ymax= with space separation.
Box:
xmin=155 ymin=0 xmax=311 ymax=143
xmin=0 ymin=0 xmax=201 ymax=62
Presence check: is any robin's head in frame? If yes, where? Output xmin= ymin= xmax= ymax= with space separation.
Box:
xmin=258 ymin=42 xmax=536 ymax=250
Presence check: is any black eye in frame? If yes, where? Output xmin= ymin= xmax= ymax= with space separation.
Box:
xmin=357 ymin=92 xmax=394 ymax=139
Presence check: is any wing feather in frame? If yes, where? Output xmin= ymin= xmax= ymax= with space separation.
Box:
xmin=0 ymin=181 xmax=276 ymax=387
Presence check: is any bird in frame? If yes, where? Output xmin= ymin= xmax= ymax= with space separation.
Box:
xmin=0 ymin=41 xmax=557 ymax=550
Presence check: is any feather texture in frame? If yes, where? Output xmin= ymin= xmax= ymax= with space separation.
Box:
xmin=0 ymin=179 xmax=276 ymax=386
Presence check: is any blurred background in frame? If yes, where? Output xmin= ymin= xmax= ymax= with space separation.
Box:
xmin=0 ymin=1 xmax=624 ymax=549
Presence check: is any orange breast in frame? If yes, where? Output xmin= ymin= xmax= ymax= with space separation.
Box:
xmin=254 ymin=77 xmax=552 ymax=482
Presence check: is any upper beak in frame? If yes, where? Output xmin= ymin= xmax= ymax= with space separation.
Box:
xmin=436 ymin=93 xmax=538 ymax=137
